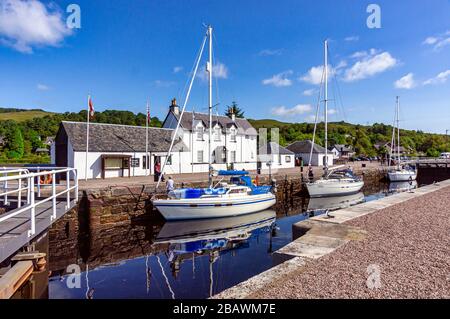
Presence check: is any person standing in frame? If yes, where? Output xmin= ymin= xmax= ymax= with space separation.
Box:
xmin=154 ymin=161 xmax=161 ymax=182
xmin=166 ymin=176 xmax=174 ymax=193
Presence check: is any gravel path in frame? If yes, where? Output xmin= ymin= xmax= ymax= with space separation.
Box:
xmin=250 ymin=186 xmax=450 ymax=298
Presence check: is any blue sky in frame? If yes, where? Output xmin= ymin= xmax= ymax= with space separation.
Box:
xmin=0 ymin=0 xmax=449 ymax=133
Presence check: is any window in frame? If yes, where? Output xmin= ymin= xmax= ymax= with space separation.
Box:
xmin=285 ymin=155 xmax=291 ymax=163
xmin=251 ymin=151 xmax=254 ymax=159
xmin=166 ymin=155 xmax=172 ymax=165
xmin=197 ymin=127 xmax=204 ymax=141
xmin=214 ymin=127 xmax=221 ymax=141
xmin=245 ymin=135 xmax=249 ymax=139
xmin=142 ymin=155 xmax=150 ymax=169
xmin=197 ymin=150 xmax=204 ymax=163
xmin=230 ymin=151 xmax=236 ymax=163
xmin=105 ymin=158 xmax=123 ymax=169
xmin=230 ymin=128 xmax=236 ymax=142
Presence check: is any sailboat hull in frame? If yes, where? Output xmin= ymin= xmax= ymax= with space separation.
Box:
xmin=306 ymin=179 xmax=364 ymax=198
xmin=387 ymin=170 xmax=417 ymax=182
xmin=153 ymin=193 xmax=276 ymax=220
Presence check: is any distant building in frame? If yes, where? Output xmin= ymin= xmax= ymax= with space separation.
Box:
xmin=286 ymin=140 xmax=334 ymax=167
xmin=329 ymin=144 xmax=355 ymax=159
xmin=44 ymin=136 xmax=54 ymax=146
xmin=258 ymin=142 xmax=295 ymax=170
xmin=374 ymin=142 xmax=411 ymax=155
xmin=162 ymin=98 xmax=258 ymax=172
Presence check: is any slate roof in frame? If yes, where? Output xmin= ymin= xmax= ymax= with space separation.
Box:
xmin=259 ymin=142 xmax=294 ymax=155
xmin=331 ymin=144 xmax=353 ymax=152
xmin=169 ymin=111 xmax=258 ymax=136
xmin=286 ymin=140 xmax=328 ymax=154
xmin=60 ymin=121 xmax=188 ymax=153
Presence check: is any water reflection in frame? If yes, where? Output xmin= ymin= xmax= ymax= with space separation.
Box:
xmin=388 ymin=180 xmax=418 ymax=194
xmin=152 ymin=210 xmax=276 ymax=297
xmin=307 ymin=192 xmax=365 ymax=212
xmin=49 ymin=210 xmax=279 ymax=299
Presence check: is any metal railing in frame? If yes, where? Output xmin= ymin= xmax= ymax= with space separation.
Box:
xmin=0 ymin=167 xmax=78 ymax=237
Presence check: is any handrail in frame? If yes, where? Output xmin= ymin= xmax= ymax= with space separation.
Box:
xmin=0 ymin=167 xmax=78 ymax=237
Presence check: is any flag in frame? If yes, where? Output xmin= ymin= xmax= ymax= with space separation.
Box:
xmin=147 ymin=102 xmax=151 ymax=124
xmin=88 ymin=96 xmax=95 ymax=119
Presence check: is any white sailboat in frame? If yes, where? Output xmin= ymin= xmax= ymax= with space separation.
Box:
xmin=151 ymin=25 xmax=276 ymax=220
xmin=387 ymin=96 xmax=417 ymax=182
xmin=306 ymin=40 xmax=364 ymax=198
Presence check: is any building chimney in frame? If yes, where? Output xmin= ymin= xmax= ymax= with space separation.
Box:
xmin=230 ymin=107 xmax=236 ymax=122
xmin=170 ymin=98 xmax=180 ymax=115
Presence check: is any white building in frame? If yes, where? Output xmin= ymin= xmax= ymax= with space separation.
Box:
xmin=286 ymin=140 xmax=334 ymax=167
xmin=51 ymin=99 xmax=258 ymax=179
xmin=162 ymin=99 xmax=258 ymax=173
xmin=51 ymin=121 xmax=189 ymax=180
xmin=329 ymin=144 xmax=355 ymax=159
xmin=258 ymin=142 xmax=295 ymax=171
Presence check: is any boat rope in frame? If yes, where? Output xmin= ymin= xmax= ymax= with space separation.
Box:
xmin=308 ymin=64 xmax=326 ymax=167
xmin=156 ymin=28 xmax=208 ymax=191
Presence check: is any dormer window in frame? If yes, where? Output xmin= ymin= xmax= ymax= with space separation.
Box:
xmin=214 ymin=126 xmax=221 ymax=141
xmin=196 ymin=126 xmax=204 ymax=141
xmin=230 ymin=128 xmax=236 ymax=142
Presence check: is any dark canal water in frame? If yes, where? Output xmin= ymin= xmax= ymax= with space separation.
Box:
xmin=47 ymin=178 xmax=426 ymax=299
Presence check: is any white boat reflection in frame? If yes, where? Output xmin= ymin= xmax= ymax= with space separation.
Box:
xmin=307 ymin=192 xmax=365 ymax=212
xmin=154 ymin=210 xmax=276 ymax=245
xmin=152 ymin=210 xmax=276 ymax=292
xmin=388 ymin=180 xmax=417 ymax=193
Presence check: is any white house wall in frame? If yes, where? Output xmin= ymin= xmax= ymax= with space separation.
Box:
xmin=73 ymin=151 xmax=189 ymax=180
xmin=297 ymin=152 xmax=333 ymax=167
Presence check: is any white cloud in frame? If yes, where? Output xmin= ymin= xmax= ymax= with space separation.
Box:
xmin=423 ymin=37 xmax=438 ymax=45
xmin=271 ymin=104 xmax=312 ymax=117
xmin=422 ymin=31 xmax=450 ymax=51
xmin=37 ymin=83 xmax=49 ymax=90
xmin=394 ymin=73 xmax=416 ymax=89
xmin=173 ymin=66 xmax=183 ymax=73
xmin=327 ymin=108 xmax=338 ymax=115
xmin=350 ymin=51 xmax=368 ymax=59
xmin=0 ymin=0 xmax=72 ymax=53
xmin=302 ymin=89 xmax=316 ymax=96
xmin=345 ymin=36 xmax=359 ymax=42
xmin=299 ymin=65 xmax=335 ymax=85
xmin=423 ymin=69 xmax=450 ymax=85
xmin=343 ymin=51 xmax=398 ymax=82
xmin=258 ymin=48 xmax=283 ymax=56
xmin=262 ymin=70 xmax=293 ymax=87
xmin=197 ymin=62 xmax=229 ymax=81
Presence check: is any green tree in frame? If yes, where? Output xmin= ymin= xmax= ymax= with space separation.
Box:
xmin=5 ymin=124 xmax=24 ymax=159
xmin=225 ymin=101 xmax=245 ymax=118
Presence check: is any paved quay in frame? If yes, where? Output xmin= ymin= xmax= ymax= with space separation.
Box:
xmin=213 ymin=179 xmax=450 ymax=299
xmin=78 ymin=161 xmax=383 ymax=190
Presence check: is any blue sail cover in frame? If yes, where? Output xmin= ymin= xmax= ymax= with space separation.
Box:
xmin=217 ymin=170 xmax=249 ymax=176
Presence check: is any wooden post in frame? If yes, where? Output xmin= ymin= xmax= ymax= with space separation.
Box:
xmin=0 ymin=261 xmax=34 ymax=299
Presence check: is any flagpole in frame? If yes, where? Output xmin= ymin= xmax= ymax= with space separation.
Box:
xmin=85 ymin=94 xmax=90 ymax=181
xmin=146 ymin=100 xmax=149 ymax=176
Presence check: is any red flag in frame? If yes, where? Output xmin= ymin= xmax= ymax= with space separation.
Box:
xmin=88 ymin=96 xmax=95 ymax=119
xmin=147 ymin=102 xmax=151 ymax=124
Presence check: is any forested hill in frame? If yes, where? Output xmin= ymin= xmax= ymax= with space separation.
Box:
xmin=0 ymin=109 xmax=163 ymax=163
xmin=0 ymin=108 xmax=448 ymax=163
xmin=248 ymin=119 xmax=450 ymax=157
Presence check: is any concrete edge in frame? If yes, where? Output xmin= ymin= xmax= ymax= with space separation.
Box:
xmin=211 ymin=179 xmax=450 ymax=299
